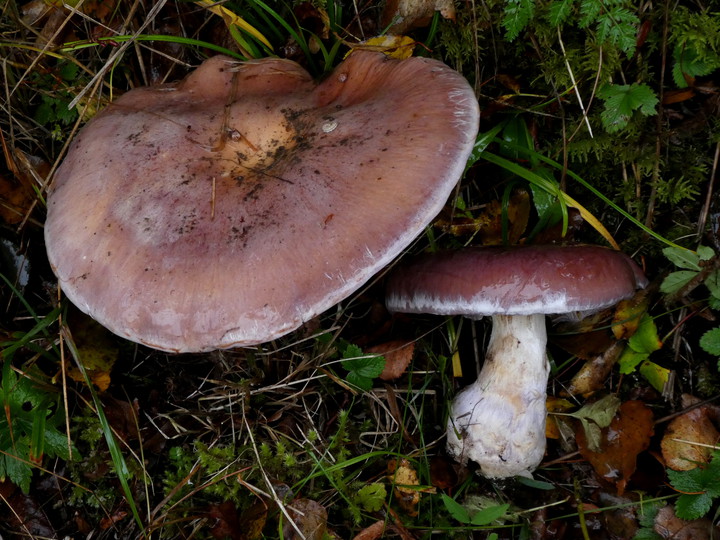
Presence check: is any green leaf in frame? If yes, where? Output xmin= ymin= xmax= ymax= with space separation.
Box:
xmin=471 ymin=503 xmax=511 ymax=526
xmin=638 ymin=360 xmax=670 ymax=393
xmin=502 ymin=0 xmax=536 ymax=41
xmin=672 ymin=43 xmax=720 ymax=88
xmin=660 ymin=270 xmax=697 ymax=294
xmin=597 ymin=83 xmax=659 ymax=133
xmin=667 ymin=452 xmax=720 ymax=520
xmin=662 ymin=246 xmax=704 ymax=270
xmin=699 ymin=328 xmax=720 ymax=356
xmin=627 ymin=314 xmax=662 ymax=354
xmin=442 ymin=493 xmax=472 ymax=523
xmin=354 ymin=483 xmax=386 ymax=512
xmin=342 ymin=355 xmax=385 ymax=379
xmin=675 ymin=491 xmax=713 ymax=520
xmin=703 ymin=270 xmax=720 ymax=299
xmin=619 ymin=348 xmax=649 ymax=375
xmin=697 ymin=245 xmax=715 ymax=261
xmin=546 ymin=0 xmax=574 ymax=26
xmin=571 ymin=394 xmax=621 ymax=428
xmin=567 ymin=394 xmax=621 ymax=452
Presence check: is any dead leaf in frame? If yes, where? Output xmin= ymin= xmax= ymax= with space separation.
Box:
xmin=380 ymin=0 xmax=455 ymax=33
xmin=66 ymin=311 xmax=118 ymax=392
xmin=100 ymin=510 xmax=128 ymax=530
xmin=238 ymin=499 xmax=268 ymax=540
xmin=612 ymin=296 xmax=649 ymax=340
xmin=546 ymin=396 xmax=576 ymax=439
xmin=577 ymin=400 xmax=654 ymax=495
xmin=352 ymin=521 xmax=387 ymax=540
xmin=654 ymin=505 xmax=720 ymax=539
xmin=352 ymin=36 xmax=416 ymax=60
xmin=283 ymin=499 xmax=328 ymax=540
xmin=387 ymin=458 xmax=435 ymax=516
xmin=435 ymin=189 xmax=530 ymax=244
xmin=661 ymin=395 xmax=720 ymax=471
xmin=366 ymin=340 xmax=415 ymax=380
xmin=565 ymin=341 xmax=625 ymax=397
xmin=209 ymin=502 xmax=242 ymax=539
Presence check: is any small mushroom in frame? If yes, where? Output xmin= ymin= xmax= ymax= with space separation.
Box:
xmin=45 ymin=52 xmax=479 ymax=353
xmin=385 ymin=244 xmax=648 ymax=478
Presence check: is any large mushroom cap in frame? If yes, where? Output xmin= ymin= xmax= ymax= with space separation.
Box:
xmin=45 ymin=52 xmax=479 ymax=353
xmin=386 ymin=244 xmax=648 ymax=318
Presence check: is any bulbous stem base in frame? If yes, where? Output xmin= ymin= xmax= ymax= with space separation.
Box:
xmin=446 ymin=313 xmax=550 ymax=478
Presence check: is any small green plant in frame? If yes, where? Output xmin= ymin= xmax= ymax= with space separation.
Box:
xmin=597 ymin=83 xmax=658 ymax=133
xmin=441 ymin=493 xmax=510 ymax=530
xmin=667 ymin=450 xmax=720 ymax=520
xmin=0 ymin=361 xmax=74 ymax=493
xmin=502 ymin=0 xmax=640 ymax=56
xmin=340 ymin=343 xmax=385 ymax=391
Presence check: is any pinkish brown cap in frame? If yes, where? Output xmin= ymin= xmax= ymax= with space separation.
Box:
xmin=386 ymin=245 xmax=648 ymax=317
xmin=45 ymin=52 xmax=479 ymax=353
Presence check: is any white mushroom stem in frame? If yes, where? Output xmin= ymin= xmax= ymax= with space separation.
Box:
xmin=446 ymin=313 xmax=550 ymax=478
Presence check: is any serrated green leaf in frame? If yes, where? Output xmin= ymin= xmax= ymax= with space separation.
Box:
xmin=699 ymin=327 xmax=720 ymax=356
xmin=662 ymin=246 xmax=703 ymax=270
xmin=471 ymin=503 xmax=511 ymax=526
xmin=660 ymin=270 xmax=698 ymax=294
xmin=546 ymin=0 xmax=574 ymax=26
xmin=502 ymin=0 xmax=536 ymax=41
xmin=346 ymin=371 xmax=372 ymax=392
xmin=672 ymin=44 xmax=720 ymax=88
xmin=442 ymin=493 xmax=472 ymax=523
xmin=342 ymin=355 xmax=385 ymax=379
xmin=598 ymin=83 xmax=659 ymax=133
xmin=675 ymin=492 xmax=713 ymax=520
xmin=354 ymin=483 xmax=386 ymax=512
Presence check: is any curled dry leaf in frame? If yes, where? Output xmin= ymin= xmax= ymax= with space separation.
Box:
xmin=366 ymin=340 xmax=415 ymax=381
xmin=576 ymin=400 xmax=654 ymax=495
xmin=661 ymin=394 xmax=720 ymax=471
xmin=565 ymin=340 xmax=626 ymax=397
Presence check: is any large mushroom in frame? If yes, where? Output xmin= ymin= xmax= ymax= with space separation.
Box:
xmin=385 ymin=244 xmax=648 ymax=478
xmin=44 ymin=52 xmax=479 ymax=353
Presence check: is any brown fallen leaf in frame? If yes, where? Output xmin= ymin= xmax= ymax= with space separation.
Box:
xmin=577 ymin=400 xmax=654 ymax=495
xmin=352 ymin=521 xmax=387 ymax=540
xmin=283 ymin=499 xmax=328 ymax=540
xmin=565 ymin=341 xmax=625 ymax=397
xmin=366 ymin=340 xmax=415 ymax=381
xmin=654 ymin=505 xmax=720 ymax=539
xmin=661 ymin=394 xmax=720 ymax=471
xmin=387 ymin=458 xmax=435 ymax=516
xmin=435 ymin=189 xmax=530 ymax=245
xmin=546 ymin=396 xmax=575 ymax=439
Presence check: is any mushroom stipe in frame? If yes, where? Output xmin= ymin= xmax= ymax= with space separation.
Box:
xmin=45 ymin=52 xmax=479 ymax=353
xmin=386 ymin=244 xmax=648 ymax=478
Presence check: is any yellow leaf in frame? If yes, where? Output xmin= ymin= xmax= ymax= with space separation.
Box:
xmin=351 ymin=36 xmax=416 ymax=59
xmin=195 ymin=0 xmax=272 ymax=50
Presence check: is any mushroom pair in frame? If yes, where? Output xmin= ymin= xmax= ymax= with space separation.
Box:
xmin=45 ymin=52 xmax=480 ymax=353
xmin=386 ymin=244 xmax=648 ymax=478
